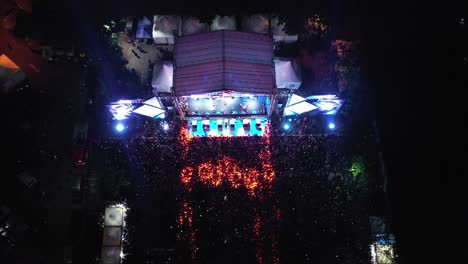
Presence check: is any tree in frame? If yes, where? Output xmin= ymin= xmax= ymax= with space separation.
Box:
xmin=304 ymin=15 xmax=329 ymax=40
xmin=349 ymin=157 xmax=368 ymax=193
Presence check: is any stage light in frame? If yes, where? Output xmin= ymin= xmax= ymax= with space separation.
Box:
xmin=283 ymin=124 xmax=290 ymax=130
xmin=115 ymin=123 xmax=125 ymax=132
xmin=328 ymin=122 xmax=336 ymax=129
xmin=163 ymin=123 xmax=169 ymax=130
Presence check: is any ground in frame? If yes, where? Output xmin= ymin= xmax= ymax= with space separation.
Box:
xmin=117 ymin=33 xmax=172 ymax=85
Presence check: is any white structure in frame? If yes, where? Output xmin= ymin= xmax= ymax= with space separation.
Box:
xmin=104 ymin=207 xmax=124 ymax=227
xmin=151 ymin=61 xmax=173 ymax=93
xmin=152 ymin=15 xmax=181 ymax=44
xmin=274 ymin=58 xmax=302 ymax=89
xmin=271 ymin=16 xmax=298 ymax=43
xmin=101 ymin=205 xmax=126 ymax=264
xmin=136 ymin=16 xmax=153 ymax=39
xmin=182 ymin=17 xmax=209 ymax=35
xmin=243 ymin=14 xmax=270 ymax=34
xmin=210 ymin=15 xmax=236 ymax=31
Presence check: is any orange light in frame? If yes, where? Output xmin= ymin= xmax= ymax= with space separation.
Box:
xmin=177 ymin=122 xmax=278 ymax=263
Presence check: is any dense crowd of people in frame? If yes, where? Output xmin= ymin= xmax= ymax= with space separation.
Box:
xmin=95 ymin=130 xmax=372 ymax=263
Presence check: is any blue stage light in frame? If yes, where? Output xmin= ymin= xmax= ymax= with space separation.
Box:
xmin=163 ymin=123 xmax=169 ymax=131
xmin=283 ymin=124 xmax=290 ymax=130
xmin=115 ymin=123 xmax=125 ymax=132
xmin=328 ymin=122 xmax=336 ymax=129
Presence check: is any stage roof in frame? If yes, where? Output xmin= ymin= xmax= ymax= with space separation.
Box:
xmin=174 ymin=31 xmax=274 ymax=96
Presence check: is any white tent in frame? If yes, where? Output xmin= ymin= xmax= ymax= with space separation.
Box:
xmin=102 ymin=227 xmax=122 ymax=246
xmin=274 ymin=58 xmax=302 ymax=89
xmin=243 ymin=14 xmax=270 ymax=34
xmin=136 ymin=16 xmax=153 ymax=39
xmin=101 ymin=246 xmax=121 ymax=264
xmin=151 ymin=61 xmax=173 ymax=93
xmin=152 ymin=15 xmax=181 ymax=44
xmin=210 ymin=15 xmax=236 ymax=31
xmin=271 ymin=16 xmax=298 ymax=43
xmin=104 ymin=207 xmax=124 ymax=226
xmin=182 ymin=17 xmax=209 ymax=35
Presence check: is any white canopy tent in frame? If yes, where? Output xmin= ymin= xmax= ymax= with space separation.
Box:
xmin=136 ymin=16 xmax=153 ymax=39
xmin=104 ymin=207 xmax=124 ymax=226
xmin=271 ymin=16 xmax=298 ymax=43
xmin=152 ymin=15 xmax=181 ymax=44
xmin=210 ymin=15 xmax=236 ymax=31
xmin=182 ymin=17 xmax=209 ymax=35
xmin=243 ymin=14 xmax=270 ymax=34
xmin=151 ymin=61 xmax=173 ymax=93
xmin=102 ymin=227 xmax=122 ymax=246
xmin=274 ymin=58 xmax=302 ymax=89
xmin=101 ymin=246 xmax=121 ymax=264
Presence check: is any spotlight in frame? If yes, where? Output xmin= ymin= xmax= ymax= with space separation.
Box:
xmin=115 ymin=123 xmax=125 ymax=132
xmin=283 ymin=124 xmax=290 ymax=130
xmin=328 ymin=122 xmax=336 ymax=129
xmin=163 ymin=124 xmax=169 ymax=131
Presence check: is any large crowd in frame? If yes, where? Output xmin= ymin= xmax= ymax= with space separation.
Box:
xmin=95 ymin=130 xmax=372 ymax=263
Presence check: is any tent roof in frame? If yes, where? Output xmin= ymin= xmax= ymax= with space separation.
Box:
xmin=152 ymin=15 xmax=180 ymax=44
xmin=101 ymin=246 xmax=121 ymax=264
xmin=0 ymin=54 xmax=20 ymax=72
xmin=210 ymin=15 xmax=236 ymax=31
xmin=138 ymin=16 xmax=152 ymax=26
xmin=151 ymin=61 xmax=173 ymax=93
xmin=174 ymin=31 xmax=274 ymax=96
xmin=102 ymin=227 xmax=122 ymax=246
xmin=243 ymin=14 xmax=270 ymax=34
xmin=271 ymin=16 xmax=298 ymax=43
xmin=136 ymin=16 xmax=153 ymax=39
xmin=104 ymin=207 xmax=124 ymax=226
xmin=274 ymin=58 xmax=302 ymax=89
xmin=182 ymin=17 xmax=208 ymax=35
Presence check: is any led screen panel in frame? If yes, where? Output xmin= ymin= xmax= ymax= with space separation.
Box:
xmin=133 ymin=105 xmax=165 ymax=118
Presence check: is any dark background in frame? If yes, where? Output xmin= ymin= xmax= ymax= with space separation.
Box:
xmin=4 ymin=0 xmax=466 ymax=263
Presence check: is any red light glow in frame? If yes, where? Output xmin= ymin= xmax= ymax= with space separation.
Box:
xmin=177 ymin=122 xmax=279 ymax=263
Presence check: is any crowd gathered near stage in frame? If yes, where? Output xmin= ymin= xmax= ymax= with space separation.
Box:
xmin=95 ymin=123 xmax=373 ymax=263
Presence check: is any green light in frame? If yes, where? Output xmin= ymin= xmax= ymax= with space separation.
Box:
xmin=350 ymin=161 xmax=364 ymax=179
xmin=349 ymin=158 xmax=367 ymax=191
